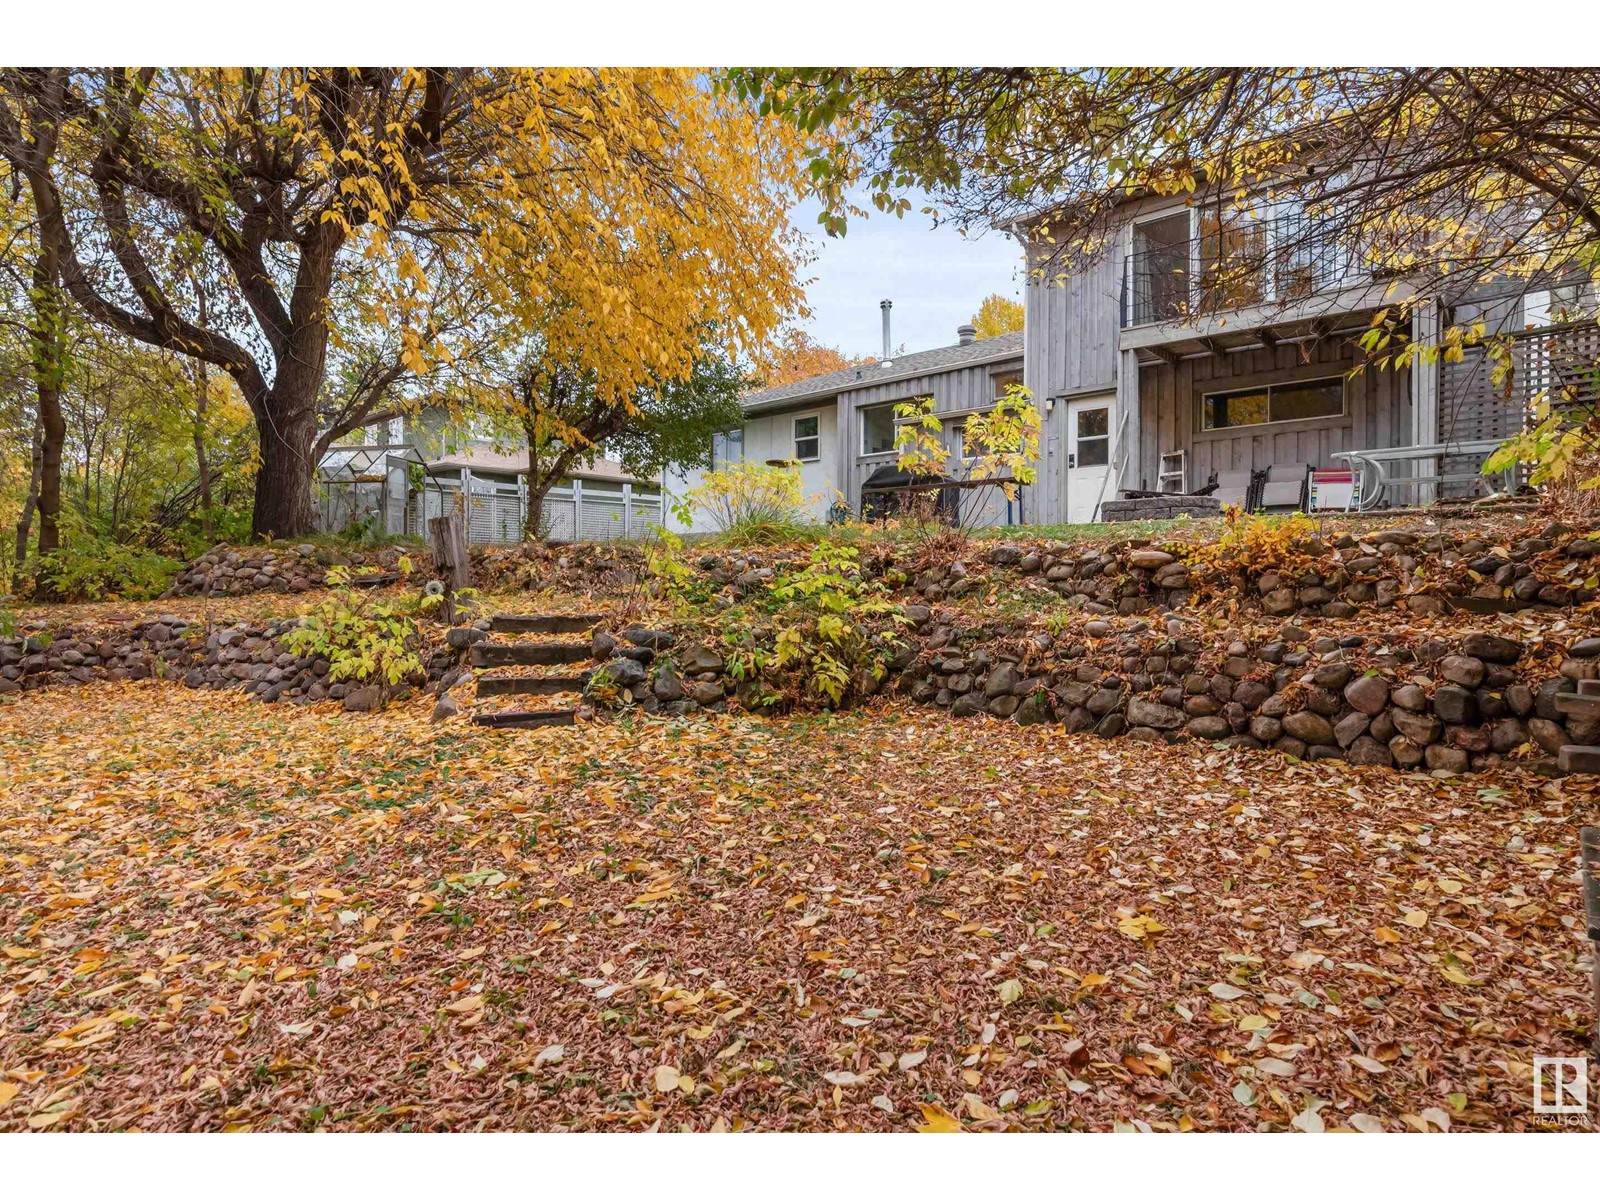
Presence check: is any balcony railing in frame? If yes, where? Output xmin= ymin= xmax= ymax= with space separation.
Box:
xmin=1120 ymin=212 xmax=1361 ymax=329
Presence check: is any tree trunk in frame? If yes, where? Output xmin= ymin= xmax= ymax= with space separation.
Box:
xmin=192 ymin=290 xmax=214 ymax=539
xmin=251 ymin=402 xmax=318 ymax=539
xmin=12 ymin=417 xmax=43 ymax=589
xmin=31 ymin=248 xmax=66 ymax=559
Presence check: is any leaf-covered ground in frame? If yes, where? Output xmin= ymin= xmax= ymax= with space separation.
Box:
xmin=1 ymin=681 xmax=1596 ymax=1131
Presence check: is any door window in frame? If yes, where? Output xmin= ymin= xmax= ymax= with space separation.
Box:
xmin=1074 ymin=406 xmax=1109 ymax=466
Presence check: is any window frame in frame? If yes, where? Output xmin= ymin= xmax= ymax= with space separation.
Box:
xmin=1198 ymin=374 xmax=1348 ymax=433
xmin=1071 ymin=404 xmax=1112 ymax=468
xmin=858 ymin=404 xmax=897 ymax=458
xmin=792 ymin=413 xmax=822 ymax=463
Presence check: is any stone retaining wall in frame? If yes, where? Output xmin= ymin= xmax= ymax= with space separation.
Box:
xmin=0 ymin=614 xmax=451 ymax=710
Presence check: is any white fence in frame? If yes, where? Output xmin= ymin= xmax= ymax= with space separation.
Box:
xmin=411 ymin=477 xmax=664 ymax=545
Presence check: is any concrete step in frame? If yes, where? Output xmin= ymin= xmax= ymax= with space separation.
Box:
xmin=471 ymin=708 xmax=577 ymax=730
xmin=489 ymin=614 xmax=604 ymax=636
xmin=475 ymin=673 xmax=588 ymax=698
xmin=471 ymin=642 xmax=590 ymax=667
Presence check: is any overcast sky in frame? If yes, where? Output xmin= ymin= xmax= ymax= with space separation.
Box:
xmin=790 ymin=190 xmax=1025 ymax=358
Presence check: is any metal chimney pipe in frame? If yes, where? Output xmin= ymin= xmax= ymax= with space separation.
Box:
xmin=880 ymin=299 xmax=893 ymax=365
xmin=957 ymin=324 xmax=977 ymax=346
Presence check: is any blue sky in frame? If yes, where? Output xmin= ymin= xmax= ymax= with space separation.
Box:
xmin=789 ymin=190 xmax=1025 ymax=357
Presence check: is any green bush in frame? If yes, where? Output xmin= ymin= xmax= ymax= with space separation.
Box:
xmin=735 ymin=543 xmax=907 ymax=707
xmin=679 ymin=462 xmax=813 ymax=545
xmin=281 ymin=563 xmax=436 ymax=686
xmin=39 ymin=538 xmax=183 ymax=602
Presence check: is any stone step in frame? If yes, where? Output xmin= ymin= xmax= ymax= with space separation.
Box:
xmin=471 ymin=642 xmax=590 ymax=667
xmin=470 ymin=708 xmax=576 ymax=730
xmin=1558 ymin=744 xmax=1600 ymax=775
xmin=488 ymin=614 xmax=604 ymax=636
xmin=475 ymin=673 xmax=588 ymax=698
xmin=1554 ymin=692 xmax=1600 ymax=718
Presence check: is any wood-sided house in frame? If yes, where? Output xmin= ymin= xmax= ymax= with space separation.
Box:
xmin=671 ymin=325 xmax=1026 ymax=532
xmin=1012 ymin=187 xmax=1592 ymax=523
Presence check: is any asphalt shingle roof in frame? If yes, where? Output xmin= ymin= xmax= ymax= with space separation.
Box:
xmin=744 ymin=330 xmax=1024 ymax=410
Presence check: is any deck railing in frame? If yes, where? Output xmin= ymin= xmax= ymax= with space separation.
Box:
xmin=1120 ymin=212 xmax=1360 ymax=329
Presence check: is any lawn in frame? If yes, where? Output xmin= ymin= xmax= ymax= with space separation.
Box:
xmin=1 ymin=681 xmax=1595 ymax=1131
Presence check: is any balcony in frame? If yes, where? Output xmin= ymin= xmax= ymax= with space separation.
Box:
xmin=1120 ymin=212 xmax=1363 ymax=331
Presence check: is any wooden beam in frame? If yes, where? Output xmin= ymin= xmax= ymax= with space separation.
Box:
xmin=1146 ymin=345 xmax=1181 ymax=367
xmin=1197 ymin=336 xmax=1227 ymax=357
xmin=1310 ymin=318 xmax=1334 ymax=340
xmin=1257 ymin=327 xmax=1279 ymax=351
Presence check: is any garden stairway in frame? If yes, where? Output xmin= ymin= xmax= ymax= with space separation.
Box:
xmin=467 ymin=613 xmax=602 ymax=729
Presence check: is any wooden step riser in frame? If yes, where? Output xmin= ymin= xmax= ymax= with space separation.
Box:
xmin=488 ymin=614 xmax=604 ymax=635
xmin=475 ymin=675 xmax=587 ymax=697
xmin=471 ymin=709 xmax=576 ymax=729
xmin=471 ymin=643 xmax=591 ymax=667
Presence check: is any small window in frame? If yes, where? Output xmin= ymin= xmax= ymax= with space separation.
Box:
xmin=992 ymin=371 xmax=1023 ymax=399
xmin=388 ymin=417 xmax=404 ymax=445
xmin=1201 ymin=377 xmax=1345 ymax=431
xmin=793 ymin=414 xmax=820 ymax=461
xmin=860 ymin=405 xmax=896 ymax=456
xmin=1075 ymin=407 xmax=1110 ymax=466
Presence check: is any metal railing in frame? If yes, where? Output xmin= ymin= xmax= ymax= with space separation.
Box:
xmin=1120 ymin=212 xmax=1359 ymax=328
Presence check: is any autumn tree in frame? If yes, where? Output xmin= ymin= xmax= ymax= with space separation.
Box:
xmin=759 ymin=327 xmax=873 ymax=388
xmin=476 ymin=332 xmax=746 ymax=540
xmin=970 ymin=293 xmax=1022 ymax=339
xmin=0 ymin=68 xmax=808 ymax=538
xmin=727 ymin=68 xmax=1600 ymax=311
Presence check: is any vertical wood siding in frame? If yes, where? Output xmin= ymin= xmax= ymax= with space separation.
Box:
xmin=1135 ymin=336 xmax=1412 ymax=491
xmin=837 ymin=355 xmax=1024 ymax=523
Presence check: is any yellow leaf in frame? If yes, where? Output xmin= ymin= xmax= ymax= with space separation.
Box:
xmin=1117 ymin=913 xmax=1166 ymax=940
xmin=444 ymin=993 xmax=485 ymax=1014
xmin=653 ymin=1065 xmax=680 ymax=1092
xmin=1402 ymin=909 xmax=1428 ymax=928
xmin=914 ymin=1102 xmax=963 ymax=1132
xmin=0 ymin=1081 xmax=18 ymax=1108
xmin=1373 ymin=926 xmax=1401 ymax=944
xmin=1440 ymin=967 xmax=1478 ymax=986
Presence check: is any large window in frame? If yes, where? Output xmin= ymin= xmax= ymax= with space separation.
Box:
xmin=1201 ymin=377 xmax=1346 ymax=431
xmin=860 ymin=405 xmax=896 ymax=456
xmin=793 ymin=414 xmax=820 ymax=461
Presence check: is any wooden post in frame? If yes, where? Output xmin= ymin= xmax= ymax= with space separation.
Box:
xmin=428 ymin=512 xmax=470 ymax=623
xmin=1582 ymin=825 xmax=1600 ymax=1050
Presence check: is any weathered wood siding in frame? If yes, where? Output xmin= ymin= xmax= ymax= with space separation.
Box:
xmin=838 ymin=354 xmax=1025 ymax=523
xmin=1135 ymin=336 xmax=1412 ymax=491
xmin=1024 ymin=242 xmax=1122 ymax=399
xmin=1022 ymin=240 xmax=1125 ymax=523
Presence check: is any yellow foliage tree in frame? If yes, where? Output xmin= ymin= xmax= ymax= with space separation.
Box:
xmin=970 ymin=293 xmax=1023 ymax=340
xmin=0 ymin=69 xmax=811 ymax=537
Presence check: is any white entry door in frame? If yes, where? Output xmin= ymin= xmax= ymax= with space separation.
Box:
xmin=1065 ymin=395 xmax=1114 ymax=523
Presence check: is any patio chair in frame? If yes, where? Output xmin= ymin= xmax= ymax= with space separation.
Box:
xmin=1257 ymin=463 xmax=1311 ymax=512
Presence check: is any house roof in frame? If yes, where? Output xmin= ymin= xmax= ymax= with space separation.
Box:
xmin=743 ymin=330 xmax=1024 ymax=412
xmin=425 ymin=445 xmax=652 ymax=485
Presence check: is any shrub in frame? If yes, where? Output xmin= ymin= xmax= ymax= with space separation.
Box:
xmin=682 ymin=462 xmax=811 ymax=544
xmin=1184 ymin=505 xmax=1319 ymax=578
xmin=39 ymin=537 xmax=183 ymax=602
xmin=281 ymin=562 xmax=435 ymax=686
xmin=757 ymin=543 xmax=907 ymax=706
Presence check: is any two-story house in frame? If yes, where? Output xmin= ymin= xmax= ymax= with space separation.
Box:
xmin=1013 ymin=187 xmax=1594 ymax=523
